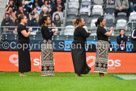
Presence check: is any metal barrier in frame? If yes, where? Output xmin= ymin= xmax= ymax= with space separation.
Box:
xmin=0 ymin=24 xmax=133 ymax=36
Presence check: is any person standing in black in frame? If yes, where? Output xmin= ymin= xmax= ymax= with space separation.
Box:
xmin=39 ymin=16 xmax=55 ymax=76
xmin=71 ymin=17 xmax=91 ymax=77
xmin=17 ymin=15 xmax=32 ymax=76
xmin=94 ymin=16 xmax=113 ymax=77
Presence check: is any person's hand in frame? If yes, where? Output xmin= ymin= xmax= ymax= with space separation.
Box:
xmin=14 ymin=11 xmax=17 ymax=14
xmin=88 ymin=31 xmax=91 ymax=34
xmin=8 ymin=4 xmax=10 ymax=7
xmin=109 ymin=27 xmax=114 ymax=31
xmin=29 ymin=28 xmax=32 ymax=32
xmin=33 ymin=8 xmax=37 ymax=13
xmin=118 ymin=8 xmax=122 ymax=11
xmin=52 ymin=30 xmax=56 ymax=33
xmin=134 ymin=4 xmax=136 ymax=7
xmin=47 ymin=5 xmax=50 ymax=8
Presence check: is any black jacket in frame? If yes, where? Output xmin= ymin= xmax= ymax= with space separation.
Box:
xmin=1 ymin=18 xmax=12 ymax=26
xmin=130 ymin=0 xmax=136 ymax=4
xmin=117 ymin=35 xmax=127 ymax=51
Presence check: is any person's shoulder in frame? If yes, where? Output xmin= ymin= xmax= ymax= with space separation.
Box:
xmin=18 ymin=24 xmax=25 ymax=29
xmin=53 ymin=12 xmax=57 ymax=14
xmin=9 ymin=18 xmax=12 ymax=22
xmin=76 ymin=26 xmax=82 ymax=30
xmin=97 ymin=26 xmax=104 ymax=30
xmin=41 ymin=26 xmax=45 ymax=29
xmin=100 ymin=26 xmax=105 ymax=29
xmin=41 ymin=26 xmax=48 ymax=29
xmin=77 ymin=26 xmax=86 ymax=32
xmin=101 ymin=26 xmax=106 ymax=31
xmin=2 ymin=19 xmax=6 ymax=22
xmin=78 ymin=26 xmax=84 ymax=29
xmin=124 ymin=35 xmax=128 ymax=38
xmin=117 ymin=35 xmax=120 ymax=39
xmin=18 ymin=24 xmax=22 ymax=27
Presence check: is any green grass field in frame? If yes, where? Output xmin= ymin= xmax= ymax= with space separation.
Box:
xmin=0 ymin=72 xmax=136 ymax=91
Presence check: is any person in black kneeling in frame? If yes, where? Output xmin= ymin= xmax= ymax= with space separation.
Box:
xmin=71 ymin=17 xmax=91 ymax=77
xmin=117 ymin=29 xmax=127 ymax=51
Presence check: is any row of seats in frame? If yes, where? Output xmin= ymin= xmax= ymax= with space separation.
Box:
xmin=2 ymin=34 xmax=131 ymax=41
xmin=66 ymin=12 xmax=136 ymax=31
xmin=66 ymin=0 xmax=136 ymax=32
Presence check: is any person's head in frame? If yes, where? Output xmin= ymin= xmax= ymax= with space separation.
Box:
xmin=19 ymin=6 xmax=24 ymax=12
xmin=34 ymin=2 xmax=38 ymax=6
xmin=44 ymin=0 xmax=48 ymax=5
xmin=20 ymin=0 xmax=25 ymax=6
xmin=39 ymin=16 xmax=51 ymax=26
xmin=17 ymin=12 xmax=22 ymax=18
xmin=57 ymin=0 xmax=61 ymax=4
xmin=54 ymin=13 xmax=60 ymax=20
xmin=5 ymin=13 xmax=10 ymax=19
xmin=18 ymin=14 xmax=27 ymax=24
xmin=51 ymin=21 xmax=56 ymax=27
xmin=119 ymin=29 xmax=125 ymax=35
xmin=72 ymin=17 xmax=85 ymax=26
xmin=57 ymin=5 xmax=62 ymax=11
xmin=95 ymin=16 xmax=105 ymax=27
xmin=9 ymin=0 xmax=14 ymax=5
xmin=49 ymin=0 xmax=54 ymax=4
xmin=8 ymin=7 xmax=13 ymax=14
xmin=42 ymin=7 xmax=48 ymax=13
xmin=30 ymin=12 xmax=35 ymax=19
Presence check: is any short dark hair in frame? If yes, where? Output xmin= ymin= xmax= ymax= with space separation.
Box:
xmin=119 ymin=29 xmax=124 ymax=32
xmin=18 ymin=14 xmax=25 ymax=23
xmin=38 ymin=16 xmax=50 ymax=26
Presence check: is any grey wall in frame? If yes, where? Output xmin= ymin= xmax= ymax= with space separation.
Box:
xmin=0 ymin=0 xmax=8 ymax=25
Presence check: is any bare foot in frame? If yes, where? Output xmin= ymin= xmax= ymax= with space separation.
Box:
xmin=47 ymin=75 xmax=54 ymax=77
xmin=20 ymin=73 xmax=26 ymax=76
xmin=76 ymin=74 xmax=81 ymax=77
xmin=41 ymin=75 xmax=54 ymax=77
xmin=99 ymin=73 xmax=104 ymax=77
